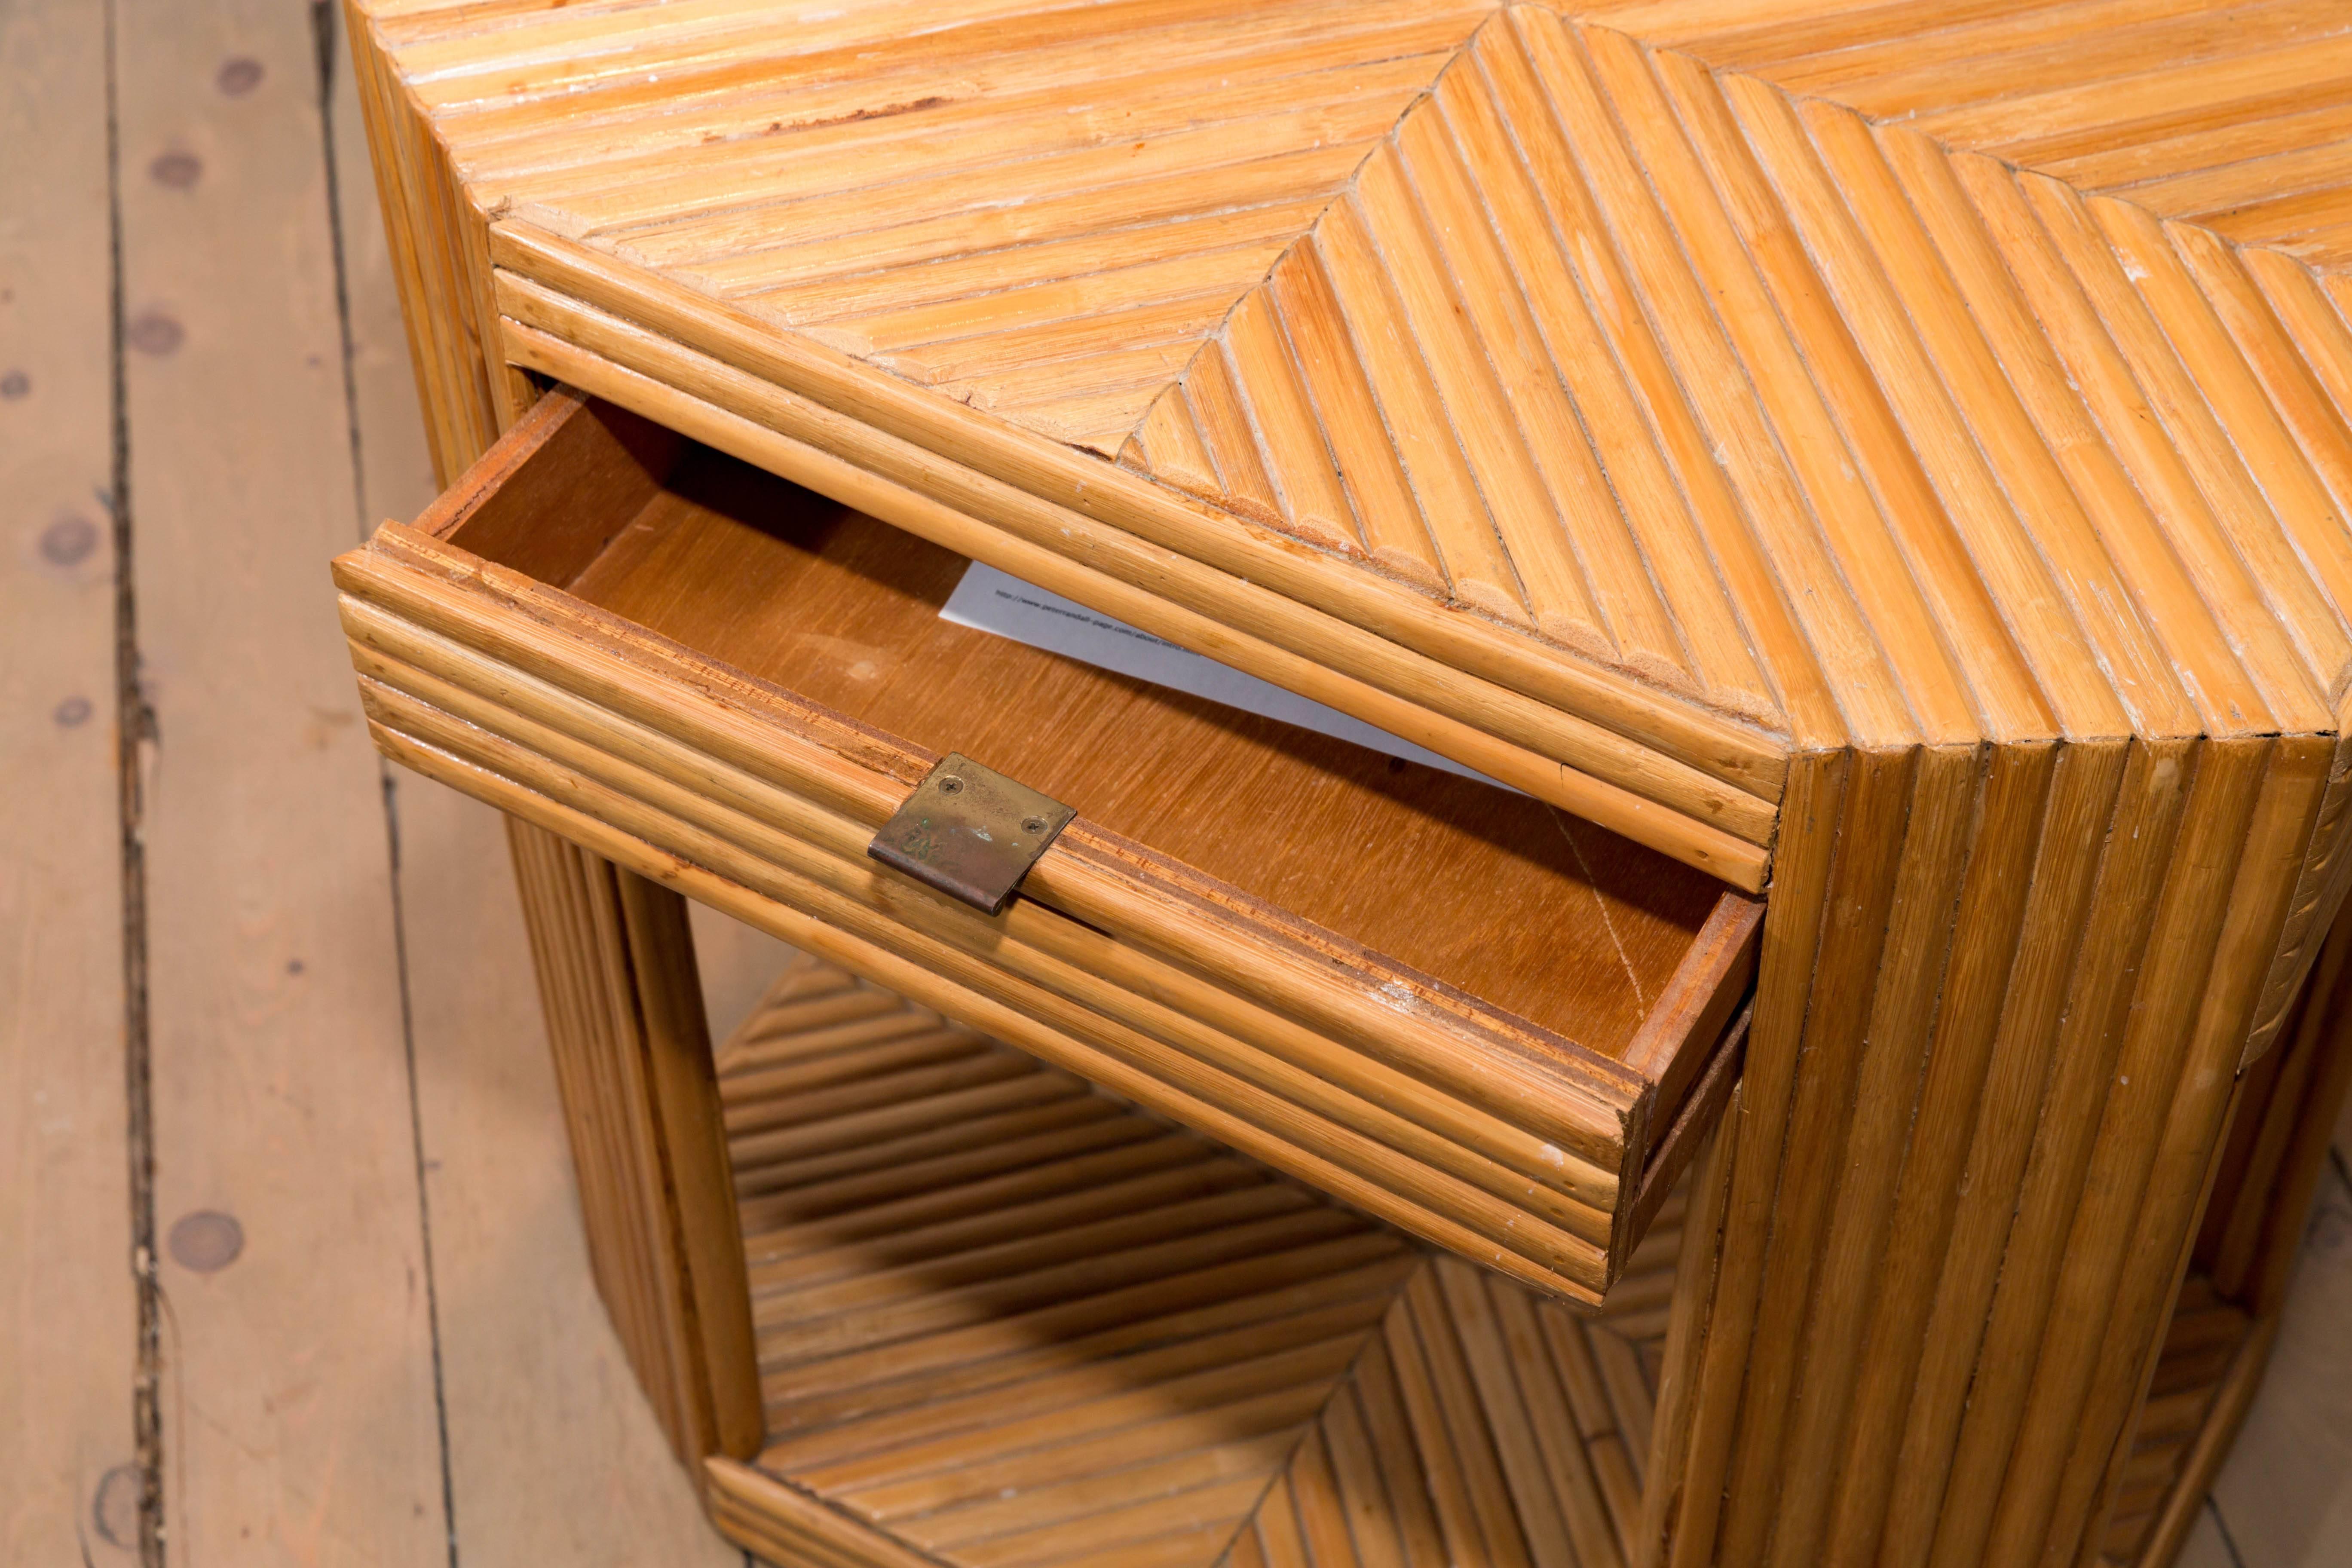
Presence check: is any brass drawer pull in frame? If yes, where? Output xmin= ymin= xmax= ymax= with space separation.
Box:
xmin=867 ymin=753 xmax=1075 ymax=916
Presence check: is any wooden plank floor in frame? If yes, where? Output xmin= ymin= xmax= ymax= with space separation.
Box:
xmin=0 ymin=1 xmax=2347 ymax=1564
xmin=2 ymin=0 xmax=136 ymax=1559
xmin=2189 ymin=1101 xmax=2352 ymax=1568
xmin=3 ymin=1 xmax=773 ymax=1562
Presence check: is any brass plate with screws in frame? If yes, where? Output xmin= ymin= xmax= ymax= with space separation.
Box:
xmin=867 ymin=753 xmax=1076 ymax=915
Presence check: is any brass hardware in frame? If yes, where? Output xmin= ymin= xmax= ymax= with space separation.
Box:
xmin=867 ymin=753 xmax=1075 ymax=915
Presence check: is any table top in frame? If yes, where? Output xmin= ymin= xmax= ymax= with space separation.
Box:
xmin=355 ymin=0 xmax=2352 ymax=871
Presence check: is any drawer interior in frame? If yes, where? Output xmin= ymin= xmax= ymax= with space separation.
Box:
xmin=355 ymin=384 xmax=1762 ymax=1301
xmin=437 ymin=393 xmax=1737 ymax=1064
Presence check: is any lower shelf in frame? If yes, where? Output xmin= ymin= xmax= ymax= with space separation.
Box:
xmin=690 ymin=955 xmax=2287 ymax=1568
xmin=2098 ymin=1280 xmax=2279 ymax=1568
xmin=702 ymin=954 xmax=1687 ymax=1568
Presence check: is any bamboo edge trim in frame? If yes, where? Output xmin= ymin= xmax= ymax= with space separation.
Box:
xmin=489 ymin=292 xmax=1777 ymax=857
xmin=370 ymin=713 xmax=1624 ymax=1302
xmin=482 ymin=309 xmax=1772 ymax=888
xmin=348 ymin=649 xmax=1646 ymax=1242
xmin=349 ymin=636 xmax=1639 ymax=1241
xmin=2243 ymin=714 xmax=2352 ymax=1067
xmin=332 ymin=536 xmax=1669 ymax=1154
xmin=343 ymin=622 xmax=1635 ymax=1185
xmin=486 ymin=220 xmax=1795 ymax=792
xmin=706 ymin=1457 xmax=947 ymax=1568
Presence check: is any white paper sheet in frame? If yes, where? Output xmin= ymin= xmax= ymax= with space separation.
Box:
xmin=939 ymin=561 xmax=1512 ymax=790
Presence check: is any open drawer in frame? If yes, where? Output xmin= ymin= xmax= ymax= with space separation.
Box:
xmin=334 ymin=386 xmax=1758 ymax=1305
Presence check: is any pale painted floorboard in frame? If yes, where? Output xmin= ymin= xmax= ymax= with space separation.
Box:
xmin=2210 ymin=1158 xmax=2352 ymax=1567
xmin=689 ymin=902 xmax=801 ymax=1044
xmin=395 ymin=781 xmax=752 ymax=1566
xmin=324 ymin=6 xmax=754 ymax=1559
xmin=122 ymin=0 xmax=452 ymax=1555
xmin=2177 ymin=1503 xmax=2239 ymax=1568
xmin=0 ymin=0 xmax=136 ymax=1558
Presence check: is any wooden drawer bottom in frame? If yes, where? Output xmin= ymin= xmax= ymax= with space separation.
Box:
xmin=700 ymin=953 xmax=1697 ymax=1568
xmin=339 ymin=386 xmax=1761 ymax=1303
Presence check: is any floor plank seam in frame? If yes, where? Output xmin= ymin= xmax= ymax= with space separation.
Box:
xmin=314 ymin=5 xmax=467 ymax=1561
xmin=375 ymin=762 xmax=462 ymax=1568
xmin=312 ymin=0 xmax=372 ymax=547
xmin=100 ymin=1 xmax=162 ymax=1560
xmin=2205 ymin=1495 xmax=2250 ymax=1568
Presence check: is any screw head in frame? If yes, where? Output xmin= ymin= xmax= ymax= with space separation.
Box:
xmin=1022 ymin=816 xmax=1048 ymax=835
xmin=938 ymin=775 xmax=964 ymax=795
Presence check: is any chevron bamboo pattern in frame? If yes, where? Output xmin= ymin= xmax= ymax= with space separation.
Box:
xmin=702 ymin=954 xmax=1703 ymax=1568
xmin=1124 ymin=4 xmax=2352 ymax=743
xmin=1223 ymin=1250 xmax=1681 ymax=1568
xmin=1580 ymin=0 xmax=2352 ymax=269
xmin=351 ymin=0 xmax=2352 ymax=752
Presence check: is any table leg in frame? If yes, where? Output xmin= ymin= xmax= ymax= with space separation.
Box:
xmin=504 ymin=817 xmax=763 ymax=1470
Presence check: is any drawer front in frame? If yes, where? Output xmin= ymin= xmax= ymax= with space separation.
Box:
xmin=334 ymin=387 xmax=1758 ymax=1305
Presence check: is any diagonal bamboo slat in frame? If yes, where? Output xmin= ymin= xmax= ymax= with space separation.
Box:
xmin=704 ymin=956 xmax=1707 ymax=1568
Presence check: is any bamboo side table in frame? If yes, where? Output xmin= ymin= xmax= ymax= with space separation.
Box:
xmin=335 ymin=3 xmax=2352 ymax=1565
